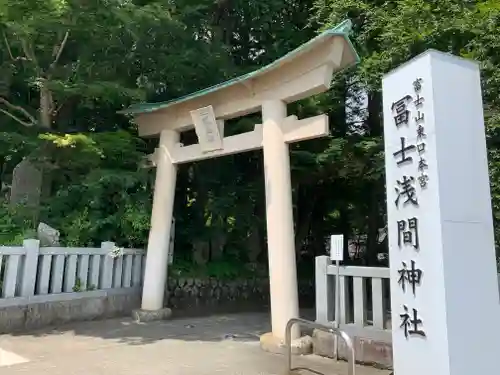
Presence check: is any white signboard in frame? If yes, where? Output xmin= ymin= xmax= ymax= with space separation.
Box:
xmin=329 ymin=234 xmax=344 ymax=261
xmin=383 ymin=50 xmax=499 ymax=375
xmin=190 ymin=105 xmax=223 ymax=153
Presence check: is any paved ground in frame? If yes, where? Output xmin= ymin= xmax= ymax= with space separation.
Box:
xmin=0 ymin=312 xmax=390 ymax=375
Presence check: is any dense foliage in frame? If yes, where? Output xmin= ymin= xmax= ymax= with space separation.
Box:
xmin=1 ymin=0 xmax=500 ymax=277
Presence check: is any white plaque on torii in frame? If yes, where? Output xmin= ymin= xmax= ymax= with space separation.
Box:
xmin=190 ymin=105 xmax=223 ymax=153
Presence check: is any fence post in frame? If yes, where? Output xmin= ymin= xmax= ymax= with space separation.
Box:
xmin=315 ymin=255 xmax=334 ymax=323
xmin=21 ymin=239 xmax=40 ymax=297
xmin=101 ymin=241 xmax=115 ymax=289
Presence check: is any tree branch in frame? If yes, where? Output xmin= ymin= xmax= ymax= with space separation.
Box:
xmin=2 ymin=32 xmax=14 ymax=60
xmin=0 ymin=97 xmax=37 ymax=126
xmin=2 ymin=31 xmax=29 ymax=62
xmin=20 ymin=38 xmax=38 ymax=67
xmin=49 ymin=30 xmax=70 ymax=74
xmin=53 ymin=102 xmax=64 ymax=116
xmin=0 ymin=108 xmax=34 ymax=127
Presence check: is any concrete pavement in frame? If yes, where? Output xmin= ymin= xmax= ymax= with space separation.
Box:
xmin=0 ymin=312 xmax=390 ymax=375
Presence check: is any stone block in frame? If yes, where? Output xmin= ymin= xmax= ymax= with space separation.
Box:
xmin=24 ymin=298 xmax=105 ymax=330
xmin=132 ymin=308 xmax=172 ymax=323
xmin=163 ymin=277 xmax=313 ymax=317
xmin=0 ymin=306 xmax=26 ymax=333
xmin=312 ymin=328 xmax=393 ymax=369
xmin=105 ymin=293 xmax=141 ymax=316
xmin=0 ymin=290 xmax=142 ymax=333
xmin=259 ymin=332 xmax=313 ymax=356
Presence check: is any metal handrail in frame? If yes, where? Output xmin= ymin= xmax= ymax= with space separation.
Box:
xmin=284 ymin=318 xmax=355 ymax=375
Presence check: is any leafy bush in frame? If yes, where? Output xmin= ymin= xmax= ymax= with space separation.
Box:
xmin=0 ymin=202 xmax=36 ymax=245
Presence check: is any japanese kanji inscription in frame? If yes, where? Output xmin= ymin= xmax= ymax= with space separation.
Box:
xmin=390 ymin=78 xmax=430 ymax=339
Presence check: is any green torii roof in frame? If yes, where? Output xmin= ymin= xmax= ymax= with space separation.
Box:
xmin=119 ymin=19 xmax=359 ymax=116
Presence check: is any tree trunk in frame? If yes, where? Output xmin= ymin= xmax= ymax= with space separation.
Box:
xmin=247 ymin=225 xmax=261 ymax=263
xmin=367 ymin=90 xmax=382 ymax=137
xmin=366 ymin=184 xmax=380 ymax=266
xmin=39 ymin=83 xmax=53 ymax=129
xmin=339 ymin=206 xmax=351 ymax=262
xmin=365 ymin=90 xmax=384 ymax=265
xmin=193 ymin=240 xmax=210 ymax=265
xmin=210 ymin=227 xmax=227 ymax=260
xmin=38 ymin=82 xmax=55 ymax=202
xmin=294 ymin=186 xmax=316 ymax=255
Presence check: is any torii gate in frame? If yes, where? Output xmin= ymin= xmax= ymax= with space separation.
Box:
xmin=120 ymin=19 xmax=359 ymax=350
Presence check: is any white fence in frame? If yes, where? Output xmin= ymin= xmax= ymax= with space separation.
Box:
xmin=0 ymin=240 xmax=146 ymax=307
xmin=315 ymin=255 xmax=500 ymax=343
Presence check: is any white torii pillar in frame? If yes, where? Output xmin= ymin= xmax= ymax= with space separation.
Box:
xmin=261 ymin=100 xmax=299 ymax=342
xmin=134 ymin=129 xmax=179 ymax=320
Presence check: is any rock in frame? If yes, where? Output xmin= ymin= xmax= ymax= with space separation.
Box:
xmin=37 ymin=222 xmax=60 ymax=247
xmin=291 ymin=335 xmax=313 ymax=355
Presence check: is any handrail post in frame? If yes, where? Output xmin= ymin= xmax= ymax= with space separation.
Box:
xmin=285 ymin=317 xmax=355 ymax=375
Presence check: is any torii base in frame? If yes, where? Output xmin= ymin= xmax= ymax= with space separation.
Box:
xmin=259 ymin=332 xmax=312 ymax=356
xmin=132 ymin=308 xmax=173 ymax=323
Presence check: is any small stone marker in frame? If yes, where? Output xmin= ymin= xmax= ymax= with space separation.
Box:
xmin=9 ymin=158 xmax=42 ymax=207
xmin=382 ymin=50 xmax=500 ymax=375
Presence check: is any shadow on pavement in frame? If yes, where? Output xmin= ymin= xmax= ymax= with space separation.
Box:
xmin=291 ymin=366 xmax=327 ymax=375
xmin=6 ymin=310 xmax=316 ymax=346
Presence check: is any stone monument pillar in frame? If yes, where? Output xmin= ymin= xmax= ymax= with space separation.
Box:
xmin=382 ymin=50 xmax=500 ymax=375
